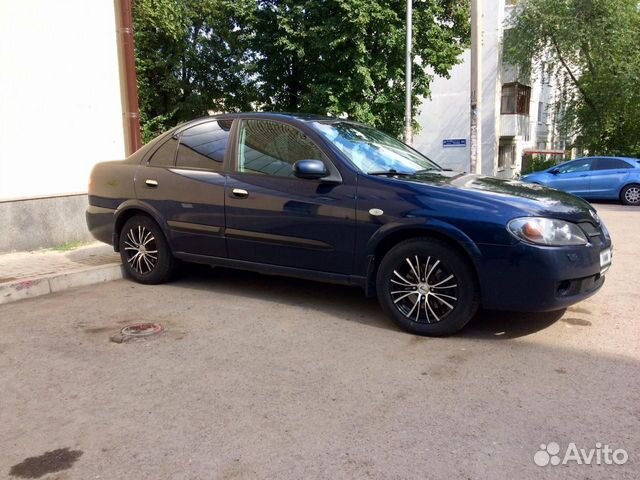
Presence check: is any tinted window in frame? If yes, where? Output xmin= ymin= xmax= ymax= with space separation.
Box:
xmin=238 ymin=120 xmax=324 ymax=177
xmin=149 ymin=137 xmax=178 ymax=167
xmin=558 ymin=159 xmax=593 ymax=174
xmin=176 ymin=120 xmax=232 ymax=171
xmin=594 ymin=158 xmax=632 ymax=170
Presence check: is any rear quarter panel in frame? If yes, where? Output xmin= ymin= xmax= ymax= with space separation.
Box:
xmin=86 ymin=161 xmax=137 ymax=244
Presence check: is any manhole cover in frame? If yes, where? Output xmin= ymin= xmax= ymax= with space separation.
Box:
xmin=120 ymin=323 xmax=163 ymax=337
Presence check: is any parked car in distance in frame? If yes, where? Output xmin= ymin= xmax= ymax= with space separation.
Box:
xmin=521 ymin=156 xmax=640 ymax=205
xmin=87 ymin=113 xmax=612 ymax=336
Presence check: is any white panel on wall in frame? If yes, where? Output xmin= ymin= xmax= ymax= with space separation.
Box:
xmin=0 ymin=0 xmax=126 ymax=200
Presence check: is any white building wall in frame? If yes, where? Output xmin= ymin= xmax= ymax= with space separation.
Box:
xmin=0 ymin=0 xmax=126 ymax=201
xmin=413 ymin=52 xmax=471 ymax=172
xmin=415 ymin=0 xmax=506 ymax=175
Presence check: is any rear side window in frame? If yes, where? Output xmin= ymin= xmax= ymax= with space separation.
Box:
xmin=176 ymin=120 xmax=232 ymax=171
xmin=594 ymin=158 xmax=632 ymax=170
xmin=149 ymin=137 xmax=178 ymax=167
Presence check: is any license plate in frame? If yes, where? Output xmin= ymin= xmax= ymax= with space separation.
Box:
xmin=600 ymin=248 xmax=612 ymax=273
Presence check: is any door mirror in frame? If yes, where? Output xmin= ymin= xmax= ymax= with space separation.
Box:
xmin=549 ymin=168 xmax=560 ymax=175
xmin=293 ymin=159 xmax=328 ymax=180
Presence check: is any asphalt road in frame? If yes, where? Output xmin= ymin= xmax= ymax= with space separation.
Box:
xmin=1 ymin=204 xmax=638 ymax=479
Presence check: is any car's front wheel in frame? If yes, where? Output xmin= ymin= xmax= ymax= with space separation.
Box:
xmin=119 ymin=215 xmax=177 ymax=284
xmin=376 ymin=238 xmax=479 ymax=336
xmin=620 ymin=184 xmax=640 ymax=206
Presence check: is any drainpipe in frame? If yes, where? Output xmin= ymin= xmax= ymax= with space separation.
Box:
xmin=114 ymin=0 xmax=142 ymax=155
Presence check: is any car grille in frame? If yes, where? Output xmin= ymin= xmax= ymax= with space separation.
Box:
xmin=578 ymin=221 xmax=610 ymax=248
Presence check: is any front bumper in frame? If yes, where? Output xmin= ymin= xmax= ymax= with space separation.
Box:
xmin=477 ymin=238 xmax=610 ymax=312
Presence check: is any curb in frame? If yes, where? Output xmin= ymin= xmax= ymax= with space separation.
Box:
xmin=0 ymin=263 xmax=124 ymax=305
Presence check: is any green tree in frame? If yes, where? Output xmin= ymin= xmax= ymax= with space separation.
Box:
xmin=134 ymin=0 xmax=470 ymax=140
xmin=504 ymin=0 xmax=640 ymax=156
xmin=133 ymin=0 xmax=256 ymax=142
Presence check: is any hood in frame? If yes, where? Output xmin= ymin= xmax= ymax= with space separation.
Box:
xmin=405 ymin=170 xmax=595 ymax=221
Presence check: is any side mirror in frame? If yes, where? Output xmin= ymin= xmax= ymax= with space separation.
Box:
xmin=293 ymin=159 xmax=328 ymax=180
xmin=549 ymin=168 xmax=560 ymax=175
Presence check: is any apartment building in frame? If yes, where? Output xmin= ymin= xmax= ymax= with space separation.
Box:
xmin=414 ymin=0 xmax=570 ymax=178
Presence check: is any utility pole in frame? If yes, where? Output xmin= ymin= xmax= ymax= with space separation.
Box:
xmin=404 ymin=0 xmax=413 ymax=144
xmin=470 ymin=0 xmax=482 ymax=174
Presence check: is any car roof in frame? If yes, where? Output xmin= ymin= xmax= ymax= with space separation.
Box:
xmin=186 ymin=111 xmax=361 ymax=126
xmin=574 ymin=156 xmax=639 ymax=162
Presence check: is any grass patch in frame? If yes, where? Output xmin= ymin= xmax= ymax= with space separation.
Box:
xmin=51 ymin=241 xmax=89 ymax=252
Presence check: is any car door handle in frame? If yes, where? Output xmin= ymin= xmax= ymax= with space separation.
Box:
xmin=579 ymin=174 xmax=589 ymax=177
xmin=145 ymin=179 xmax=159 ymax=187
xmin=231 ymin=188 xmax=249 ymax=199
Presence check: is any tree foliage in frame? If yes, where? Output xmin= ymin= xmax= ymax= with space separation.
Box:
xmin=133 ymin=0 xmax=469 ymax=141
xmin=504 ymin=0 xmax=640 ymax=157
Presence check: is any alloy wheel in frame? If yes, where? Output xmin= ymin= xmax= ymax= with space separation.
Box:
xmin=389 ymin=255 xmax=459 ymax=323
xmin=624 ymin=186 xmax=640 ymax=204
xmin=123 ymin=225 xmax=158 ymax=275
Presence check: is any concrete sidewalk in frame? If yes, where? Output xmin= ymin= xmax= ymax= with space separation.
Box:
xmin=0 ymin=243 xmax=122 ymax=305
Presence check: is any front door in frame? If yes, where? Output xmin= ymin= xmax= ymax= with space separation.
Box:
xmin=546 ymin=158 xmax=594 ymax=196
xmin=224 ymin=118 xmax=356 ymax=274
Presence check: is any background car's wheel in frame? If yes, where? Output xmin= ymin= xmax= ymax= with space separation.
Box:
xmin=119 ymin=215 xmax=177 ymax=284
xmin=620 ymin=184 xmax=640 ymax=206
xmin=376 ymin=238 xmax=479 ymax=336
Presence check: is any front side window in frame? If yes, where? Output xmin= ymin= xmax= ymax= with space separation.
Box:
xmin=237 ymin=120 xmax=325 ymax=177
xmin=176 ymin=120 xmax=232 ymax=171
xmin=558 ymin=160 xmax=592 ymax=174
xmin=594 ymin=158 xmax=632 ymax=171
xmin=312 ymin=121 xmax=440 ymax=175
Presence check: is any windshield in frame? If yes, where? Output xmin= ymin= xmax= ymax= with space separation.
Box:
xmin=312 ymin=121 xmax=441 ymax=174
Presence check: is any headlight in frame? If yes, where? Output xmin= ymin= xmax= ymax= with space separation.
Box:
xmin=507 ymin=217 xmax=588 ymax=246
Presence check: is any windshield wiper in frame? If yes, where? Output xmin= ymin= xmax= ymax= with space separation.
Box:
xmin=367 ymin=169 xmax=413 ymax=176
xmin=411 ymin=168 xmax=443 ymax=174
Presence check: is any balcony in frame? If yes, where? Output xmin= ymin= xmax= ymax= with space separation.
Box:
xmin=500 ymin=114 xmax=530 ymax=140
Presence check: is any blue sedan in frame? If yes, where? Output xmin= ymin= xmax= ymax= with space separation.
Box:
xmin=521 ymin=156 xmax=640 ymax=205
xmin=87 ymin=113 xmax=612 ymax=336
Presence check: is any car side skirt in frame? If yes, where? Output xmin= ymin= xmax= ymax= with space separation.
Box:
xmin=174 ymin=252 xmax=367 ymax=288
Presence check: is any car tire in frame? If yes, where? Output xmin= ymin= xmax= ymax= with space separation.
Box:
xmin=376 ymin=238 xmax=479 ymax=336
xmin=119 ymin=215 xmax=177 ymax=284
xmin=620 ymin=184 xmax=640 ymax=206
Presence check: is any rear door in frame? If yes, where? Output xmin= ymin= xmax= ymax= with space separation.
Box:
xmin=224 ymin=118 xmax=356 ymax=274
xmin=589 ymin=158 xmax=633 ymax=198
xmin=546 ymin=158 xmax=594 ymax=197
xmin=135 ymin=119 xmax=232 ymax=257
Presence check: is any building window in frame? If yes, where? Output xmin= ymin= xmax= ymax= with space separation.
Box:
xmin=537 ymin=102 xmax=544 ymax=124
xmin=498 ymin=144 xmax=516 ymax=169
xmin=500 ymin=82 xmax=531 ymax=115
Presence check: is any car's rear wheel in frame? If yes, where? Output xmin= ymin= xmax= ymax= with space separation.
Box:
xmin=376 ymin=238 xmax=479 ymax=336
xmin=620 ymin=184 xmax=640 ymax=205
xmin=119 ymin=215 xmax=177 ymax=284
